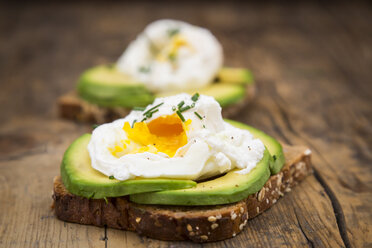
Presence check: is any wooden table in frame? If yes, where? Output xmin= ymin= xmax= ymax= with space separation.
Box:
xmin=0 ymin=2 xmax=371 ymax=247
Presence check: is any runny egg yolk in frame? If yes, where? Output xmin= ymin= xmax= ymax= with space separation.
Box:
xmin=109 ymin=114 xmax=191 ymax=158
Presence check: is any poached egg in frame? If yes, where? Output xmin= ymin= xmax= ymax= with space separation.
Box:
xmin=117 ymin=19 xmax=223 ymax=92
xmin=88 ymin=94 xmax=265 ymax=181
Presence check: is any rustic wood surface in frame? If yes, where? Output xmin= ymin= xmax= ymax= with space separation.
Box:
xmin=0 ymin=1 xmax=371 ymax=248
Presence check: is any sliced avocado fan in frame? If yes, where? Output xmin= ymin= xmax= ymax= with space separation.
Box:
xmin=77 ymin=65 xmax=253 ymax=108
xmin=61 ymin=121 xmax=284 ymax=205
xmin=61 ymin=134 xmax=197 ymax=199
xmin=130 ymin=120 xmax=285 ymax=205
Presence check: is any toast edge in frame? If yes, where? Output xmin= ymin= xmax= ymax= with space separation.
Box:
xmin=52 ymin=144 xmax=312 ymax=243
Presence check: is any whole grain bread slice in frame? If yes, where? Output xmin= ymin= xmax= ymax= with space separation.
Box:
xmin=58 ymin=84 xmax=255 ymax=124
xmin=53 ymin=144 xmax=312 ymax=242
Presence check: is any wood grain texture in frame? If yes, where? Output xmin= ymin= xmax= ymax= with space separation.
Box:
xmin=0 ymin=1 xmax=371 ymax=248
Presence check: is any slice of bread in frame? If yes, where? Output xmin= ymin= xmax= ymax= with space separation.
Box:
xmin=52 ymin=144 xmax=312 ymax=243
xmin=58 ymin=85 xmax=255 ymax=124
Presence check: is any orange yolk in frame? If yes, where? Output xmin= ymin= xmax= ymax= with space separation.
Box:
xmin=110 ymin=114 xmax=191 ymax=158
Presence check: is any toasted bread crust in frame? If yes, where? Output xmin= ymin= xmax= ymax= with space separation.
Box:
xmin=58 ymin=85 xmax=255 ymax=123
xmin=53 ymin=144 xmax=312 ymax=242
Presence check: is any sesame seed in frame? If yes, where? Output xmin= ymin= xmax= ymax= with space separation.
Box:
xmin=187 ymin=224 xmax=192 ymax=232
xmin=189 ymin=231 xmax=195 ymax=236
xmin=230 ymin=211 xmax=237 ymax=220
xmin=256 ymin=207 xmax=260 ymax=213
xmin=266 ymin=198 xmax=269 ymax=204
xmin=239 ymin=224 xmax=244 ymax=230
xmin=135 ymin=217 xmax=141 ymax=223
xmin=208 ymin=216 xmax=217 ymax=222
xmin=211 ymin=223 xmax=219 ymax=230
xmin=240 ymin=207 xmax=244 ymax=214
xmin=258 ymin=189 xmax=265 ymax=202
xmin=273 ymin=199 xmax=277 ymax=204
xmin=200 ymin=235 xmax=208 ymax=241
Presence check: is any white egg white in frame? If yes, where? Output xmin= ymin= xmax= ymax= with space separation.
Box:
xmin=88 ymin=94 xmax=265 ymax=181
xmin=116 ymin=19 xmax=223 ymax=92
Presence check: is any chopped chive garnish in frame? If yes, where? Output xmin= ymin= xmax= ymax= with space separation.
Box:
xmin=179 ymin=105 xmax=191 ymax=112
xmin=141 ymin=117 xmax=147 ymax=122
xmin=172 ymin=106 xmax=176 ymax=111
xmin=191 ymin=102 xmax=195 ymax=107
xmin=143 ymin=102 xmax=163 ymax=116
xmin=92 ymin=124 xmax=100 ymax=129
xmin=177 ymin=101 xmax=185 ymax=108
xmin=104 ymin=197 xmax=108 ymax=204
xmin=133 ymin=106 xmax=146 ymax=111
xmin=167 ymin=28 xmax=180 ymax=37
xmin=145 ymin=108 xmax=159 ymax=118
xmin=139 ymin=66 xmax=151 ymax=73
xmin=191 ymin=93 xmax=199 ymax=102
xmin=131 ymin=119 xmax=137 ymax=128
xmin=194 ymin=111 xmax=203 ymax=120
xmin=203 ymin=124 xmax=206 ymax=128
xmin=273 ymin=155 xmax=277 ymax=161
xmin=176 ymin=110 xmax=185 ymax=122
xmin=109 ymin=176 xmax=114 ymax=180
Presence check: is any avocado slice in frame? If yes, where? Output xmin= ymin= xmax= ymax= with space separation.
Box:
xmin=217 ymin=67 xmax=254 ymax=85
xmin=61 ymin=134 xmax=197 ymax=199
xmin=224 ymin=119 xmax=285 ymax=174
xmin=77 ymin=65 xmax=252 ymax=108
xmin=129 ymin=121 xmax=284 ymax=206
xmin=77 ymin=65 xmax=155 ymax=108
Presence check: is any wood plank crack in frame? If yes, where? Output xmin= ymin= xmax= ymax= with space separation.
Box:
xmin=313 ymin=168 xmax=351 ymax=248
xmin=272 ymin=82 xmax=352 ymax=248
xmin=294 ymin=209 xmax=314 ymax=248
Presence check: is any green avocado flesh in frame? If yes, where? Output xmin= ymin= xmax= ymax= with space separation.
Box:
xmin=61 ymin=134 xmax=197 ymax=199
xmin=77 ymin=65 xmax=155 ymax=108
xmin=77 ymin=65 xmax=252 ymax=108
xmin=129 ymin=121 xmax=284 ymax=205
xmin=224 ymin=120 xmax=285 ymax=175
xmin=217 ymin=67 xmax=254 ymax=85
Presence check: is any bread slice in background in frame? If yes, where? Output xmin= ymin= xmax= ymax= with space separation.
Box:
xmin=53 ymin=144 xmax=312 ymax=243
xmin=58 ymin=84 xmax=255 ymax=124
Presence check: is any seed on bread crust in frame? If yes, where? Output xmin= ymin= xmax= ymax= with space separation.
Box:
xmin=230 ymin=211 xmax=237 ymax=220
xmin=258 ymin=188 xmax=265 ymax=202
xmin=240 ymin=207 xmax=244 ymax=214
xmin=187 ymin=224 xmax=193 ymax=232
xmin=239 ymin=223 xmax=244 ymax=230
xmin=208 ymin=216 xmax=217 ymax=222
xmin=277 ymin=173 xmax=283 ymax=187
xmin=211 ymin=223 xmax=219 ymax=230
xmin=135 ymin=217 xmax=141 ymax=223
xmin=200 ymin=235 xmax=208 ymax=241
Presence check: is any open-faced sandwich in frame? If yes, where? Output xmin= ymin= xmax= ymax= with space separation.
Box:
xmin=53 ymin=93 xmax=313 ymax=242
xmin=58 ymin=20 xmax=255 ymax=123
